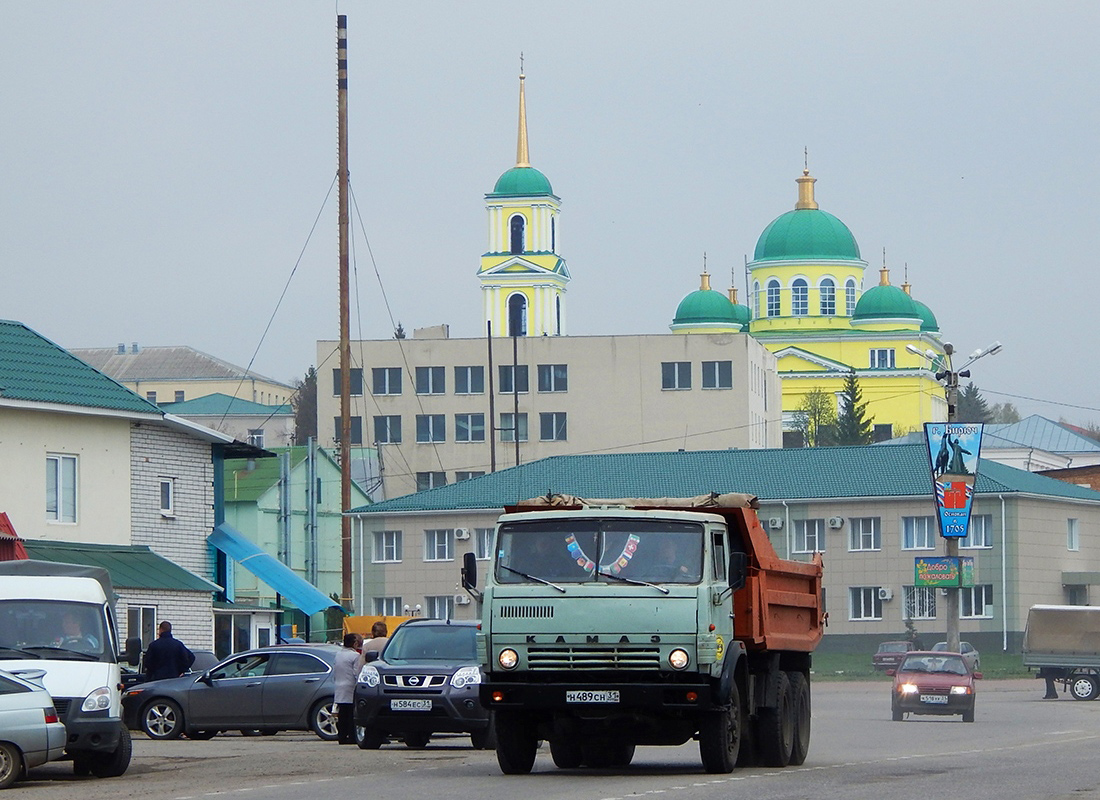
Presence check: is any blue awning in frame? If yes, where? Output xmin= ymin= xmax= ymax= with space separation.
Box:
xmin=207 ymin=523 xmax=340 ymax=616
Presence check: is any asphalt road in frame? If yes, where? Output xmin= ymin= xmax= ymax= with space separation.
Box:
xmin=20 ymin=679 xmax=1100 ymax=800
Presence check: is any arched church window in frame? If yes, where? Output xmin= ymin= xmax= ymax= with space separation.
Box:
xmin=551 ymin=217 xmax=556 ymax=253
xmin=792 ymin=279 xmax=808 ymax=316
xmin=555 ymin=295 xmax=561 ymax=335
xmin=753 ymin=281 xmax=761 ymax=318
xmin=766 ymin=280 xmax=781 ymax=317
xmin=820 ymin=278 xmax=836 ymax=316
xmin=510 ymin=215 xmax=526 ymax=255
xmin=845 ymin=278 xmax=857 ymax=315
xmin=508 ymin=293 xmax=528 ymax=337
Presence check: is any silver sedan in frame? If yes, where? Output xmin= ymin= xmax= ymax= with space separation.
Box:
xmin=0 ymin=668 xmax=66 ymax=789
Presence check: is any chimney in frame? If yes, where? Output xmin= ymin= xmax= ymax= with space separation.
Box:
xmin=131 ymin=342 xmax=140 ymax=354
xmin=117 ymin=343 xmax=126 ymax=354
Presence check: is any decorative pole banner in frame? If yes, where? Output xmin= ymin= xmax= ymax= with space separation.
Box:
xmin=924 ymin=423 xmax=984 ymax=537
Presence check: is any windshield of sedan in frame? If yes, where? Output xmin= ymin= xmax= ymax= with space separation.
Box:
xmin=383 ymin=625 xmax=477 ymax=665
xmin=495 ymin=518 xmax=704 ymax=585
xmin=0 ymin=599 xmax=110 ymax=662
xmin=900 ymin=655 xmax=968 ymax=675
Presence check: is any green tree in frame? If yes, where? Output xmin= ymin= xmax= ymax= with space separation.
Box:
xmin=989 ymin=402 xmax=1021 ymax=424
xmin=835 ymin=370 xmax=873 ymax=445
xmin=956 ymin=382 xmax=991 ymax=423
xmin=292 ymin=366 xmax=318 ymax=443
xmin=794 ymin=388 xmax=837 ymax=448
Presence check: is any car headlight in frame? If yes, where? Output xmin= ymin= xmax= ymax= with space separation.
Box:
xmin=950 ymin=685 xmax=971 ymax=695
xmin=668 ymin=649 xmax=690 ymax=670
xmin=359 ymin=664 xmax=380 ymax=688
xmin=81 ymin=686 xmax=112 ymax=712
xmin=498 ymin=649 xmax=519 ymax=670
xmin=451 ymin=666 xmax=482 ymax=688
xmin=899 ymin=683 xmax=919 ymax=694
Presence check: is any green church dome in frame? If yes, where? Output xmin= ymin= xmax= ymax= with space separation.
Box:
xmin=912 ymin=298 xmax=939 ymax=332
xmin=730 ymin=302 xmax=752 ymax=328
xmin=673 ymin=288 xmax=738 ymax=326
xmin=852 ymin=283 xmax=921 ymax=322
xmin=754 ymin=208 xmax=861 ymax=261
xmin=490 ymin=166 xmax=554 ymax=196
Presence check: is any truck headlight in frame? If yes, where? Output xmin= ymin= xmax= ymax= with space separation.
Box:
xmin=359 ymin=665 xmax=380 ymax=688
xmin=451 ymin=666 xmax=482 ymax=688
xmin=669 ymin=649 xmax=690 ymax=670
xmin=498 ymin=649 xmax=519 ymax=670
xmin=81 ymin=686 xmax=112 ymax=712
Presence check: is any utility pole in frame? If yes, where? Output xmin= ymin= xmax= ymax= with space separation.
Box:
xmin=336 ymin=15 xmax=353 ymax=611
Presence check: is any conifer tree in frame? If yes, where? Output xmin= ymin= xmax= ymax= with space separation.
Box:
xmin=836 ymin=369 xmax=873 ymax=445
xmin=956 ymin=382 xmax=992 ymax=423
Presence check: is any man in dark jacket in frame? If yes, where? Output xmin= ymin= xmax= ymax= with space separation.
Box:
xmin=144 ymin=621 xmax=196 ymax=681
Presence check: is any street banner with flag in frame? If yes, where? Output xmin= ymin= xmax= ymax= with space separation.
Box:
xmin=924 ymin=422 xmax=984 ymax=538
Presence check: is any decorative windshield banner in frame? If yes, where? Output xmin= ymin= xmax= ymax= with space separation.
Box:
xmin=914 ymin=556 xmax=975 ymax=587
xmin=924 ymin=422 xmax=984 ymax=538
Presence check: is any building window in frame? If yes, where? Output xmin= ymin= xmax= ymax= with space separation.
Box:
xmin=426 ymin=595 xmax=456 ymax=620
xmin=372 ymin=530 xmax=402 ymax=563
xmin=127 ymin=605 xmax=158 ymax=649
xmin=455 ymin=413 xmax=485 ymax=442
xmin=374 ymin=597 xmax=402 ymax=616
xmin=1068 ymin=518 xmax=1080 ymax=551
xmin=661 ymin=361 xmax=691 ymax=390
xmin=508 ymin=294 xmax=527 ymax=337
xmin=540 ymin=412 xmax=568 ymax=441
xmin=159 ymin=478 xmax=175 ymax=516
xmin=902 ymin=516 xmax=936 ymax=550
xmin=702 ymin=360 xmax=733 ymax=390
xmin=455 ymin=366 xmax=485 ymax=395
xmin=791 ymin=278 xmax=808 ymax=316
xmin=849 ymin=587 xmax=883 ymax=620
xmin=509 ymin=214 xmax=525 ymax=254
xmin=416 ymin=414 xmax=446 ymax=443
xmin=46 ymin=454 xmax=77 ymax=523
xmin=456 ymin=471 xmax=485 ymax=482
xmin=474 ymin=528 xmax=494 ymax=560
xmin=903 ymin=586 xmax=937 ymax=620
xmin=332 ymin=368 xmax=364 ymax=396
xmin=849 ymin=517 xmax=881 ymax=551
xmin=499 ymin=365 xmax=529 ymax=394
xmin=373 ymin=415 xmax=401 ymax=444
xmin=819 ymin=278 xmax=836 ymax=316
xmin=174 ymin=390 xmax=185 ymax=403
xmin=415 ymin=366 xmax=445 ymax=395
xmin=869 ymin=349 xmax=895 ymax=369
xmin=845 ymin=278 xmax=857 ymax=315
xmin=793 ymin=519 xmax=825 ymax=553
xmin=415 ymin=472 xmax=447 ymax=491
xmin=372 ymin=367 xmax=402 ymax=395
xmin=960 ymin=584 xmax=994 ymax=618
xmin=767 ymin=279 xmax=781 ymax=317
xmin=146 ymin=391 xmax=157 ymax=403
xmin=424 ymin=529 xmax=454 ymax=562
xmin=500 ymin=413 xmax=529 ymax=443
xmin=333 ymin=416 xmax=363 ymax=445
xmin=961 ymin=514 xmax=993 ymax=548
xmin=753 ymin=281 xmax=761 ymax=317
xmin=247 ymin=428 xmax=264 ymax=448
xmin=537 ymin=364 xmax=568 ymax=392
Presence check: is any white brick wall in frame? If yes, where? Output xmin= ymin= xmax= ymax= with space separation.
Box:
xmin=116 ymin=589 xmax=215 ymax=651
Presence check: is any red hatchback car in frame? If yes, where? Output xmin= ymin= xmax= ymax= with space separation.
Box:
xmin=889 ymin=651 xmax=981 ymax=722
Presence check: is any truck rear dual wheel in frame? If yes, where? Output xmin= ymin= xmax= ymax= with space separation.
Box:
xmin=787 ymin=671 xmax=811 ymax=766
xmin=495 ymin=711 xmax=539 ymax=774
xmin=758 ymin=671 xmax=794 ymax=767
xmin=699 ymin=681 xmax=743 ymax=773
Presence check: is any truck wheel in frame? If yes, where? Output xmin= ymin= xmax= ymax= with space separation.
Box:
xmin=1070 ymin=675 xmax=1099 ymax=701
xmin=91 ymin=726 xmax=132 ymax=778
xmin=550 ymin=737 xmax=583 ymax=768
xmin=699 ymin=681 xmax=742 ymax=773
xmin=309 ymin=699 xmax=339 ymax=741
xmin=495 ymin=711 xmax=538 ymax=774
xmin=0 ymin=741 xmax=22 ymax=790
xmin=786 ymin=671 xmax=811 ymax=766
xmin=141 ymin=698 xmax=185 ymax=740
xmin=757 ymin=670 xmax=793 ymax=768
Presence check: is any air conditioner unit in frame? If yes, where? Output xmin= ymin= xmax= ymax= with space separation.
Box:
xmin=454 ymin=528 xmax=470 ymax=541
xmin=768 ymin=517 xmax=784 ymax=530
xmin=454 ymin=594 xmax=472 ymax=605
xmin=877 ymin=587 xmax=894 ymax=601
xmin=827 ymin=516 xmax=845 ymax=529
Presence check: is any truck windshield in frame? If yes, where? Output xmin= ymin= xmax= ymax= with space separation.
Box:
xmin=496 ymin=518 xmax=704 ymax=585
xmin=0 ymin=600 xmax=110 ymax=662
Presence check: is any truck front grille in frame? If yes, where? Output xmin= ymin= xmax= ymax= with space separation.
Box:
xmin=498 ymin=604 xmax=555 ymax=619
xmin=527 ymin=645 xmax=661 ymax=670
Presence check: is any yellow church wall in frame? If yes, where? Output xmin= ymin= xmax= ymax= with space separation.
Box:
xmin=780 ymin=373 xmax=946 ymax=435
xmin=749 ymin=261 xmax=866 ymax=320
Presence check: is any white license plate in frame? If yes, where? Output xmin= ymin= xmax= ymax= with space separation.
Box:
xmin=566 ymin=690 xmax=620 ymax=704
xmin=390 ymin=699 xmax=432 ymax=711
xmin=920 ymin=694 xmax=949 ymax=704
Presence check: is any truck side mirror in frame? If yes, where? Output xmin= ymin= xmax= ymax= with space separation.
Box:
xmin=728 ymin=552 xmax=747 ymax=591
xmin=462 ymin=551 xmax=478 ymax=591
xmin=124 ymin=636 xmax=142 ymax=666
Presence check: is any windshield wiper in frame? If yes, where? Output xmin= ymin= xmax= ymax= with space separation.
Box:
xmin=0 ymin=646 xmax=41 ymax=659
xmin=597 ymin=570 xmax=670 ymax=595
xmin=21 ymin=646 xmax=99 ymax=661
xmin=500 ymin=565 xmax=566 ymax=593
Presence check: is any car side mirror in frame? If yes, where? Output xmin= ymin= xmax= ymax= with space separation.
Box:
xmin=973 ymin=671 xmax=983 ymax=680
xmin=886 ymin=669 xmax=896 ymax=676
xmin=199 ymin=671 xmax=213 ymax=686
xmin=124 ymin=636 xmax=142 ymax=666
xmin=462 ymin=551 xmax=478 ymax=591
xmin=728 ymin=552 xmax=747 ymax=591
xmin=365 ymin=651 xmax=380 ymax=663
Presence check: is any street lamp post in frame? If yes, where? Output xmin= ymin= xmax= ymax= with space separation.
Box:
xmin=907 ymin=340 xmax=1002 ymax=652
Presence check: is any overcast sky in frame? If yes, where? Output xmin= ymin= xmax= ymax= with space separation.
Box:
xmin=2 ymin=2 xmax=1097 ymax=427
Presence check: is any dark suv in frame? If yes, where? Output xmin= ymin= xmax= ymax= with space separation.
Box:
xmin=354 ymin=619 xmax=492 ymax=750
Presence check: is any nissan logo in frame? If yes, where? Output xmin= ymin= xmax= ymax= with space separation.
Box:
xmin=408 ymin=676 xmax=420 ymax=685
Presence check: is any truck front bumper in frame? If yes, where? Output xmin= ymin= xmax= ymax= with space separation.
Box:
xmin=64 ymin=714 xmax=124 ymax=755
xmin=481 ymin=678 xmax=718 ymax=714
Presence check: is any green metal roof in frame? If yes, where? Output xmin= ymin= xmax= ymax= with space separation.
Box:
xmin=912 ymin=298 xmax=939 ymax=332
xmin=0 ymin=320 xmax=161 ymax=414
xmin=489 ymin=166 xmax=555 ymax=197
xmin=851 ymin=284 xmax=921 ymax=321
xmin=754 ymin=209 xmax=861 ymax=262
xmin=224 ymin=447 xmax=310 ymax=503
xmin=159 ymin=392 xmax=292 ymax=417
xmin=672 ymin=289 xmax=738 ymax=326
xmin=21 ymin=540 xmax=220 ymax=592
xmin=352 ymin=444 xmax=1100 ymax=513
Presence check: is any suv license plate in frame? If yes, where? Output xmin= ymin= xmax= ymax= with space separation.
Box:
xmin=920 ymin=694 xmax=948 ymax=704
xmin=566 ymin=690 xmax=620 ymax=704
xmin=390 ymin=699 xmax=432 ymax=711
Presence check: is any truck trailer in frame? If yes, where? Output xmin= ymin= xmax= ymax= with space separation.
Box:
xmin=462 ymin=493 xmax=825 ymax=774
xmin=1022 ymin=604 xmax=1100 ymax=700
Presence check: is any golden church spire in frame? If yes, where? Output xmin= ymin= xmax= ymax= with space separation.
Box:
xmin=795 ymin=164 xmax=818 ymax=210
xmin=516 ymin=58 xmax=530 ymax=168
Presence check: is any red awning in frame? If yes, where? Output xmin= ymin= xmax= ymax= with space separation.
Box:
xmin=0 ymin=513 xmax=29 ymax=561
